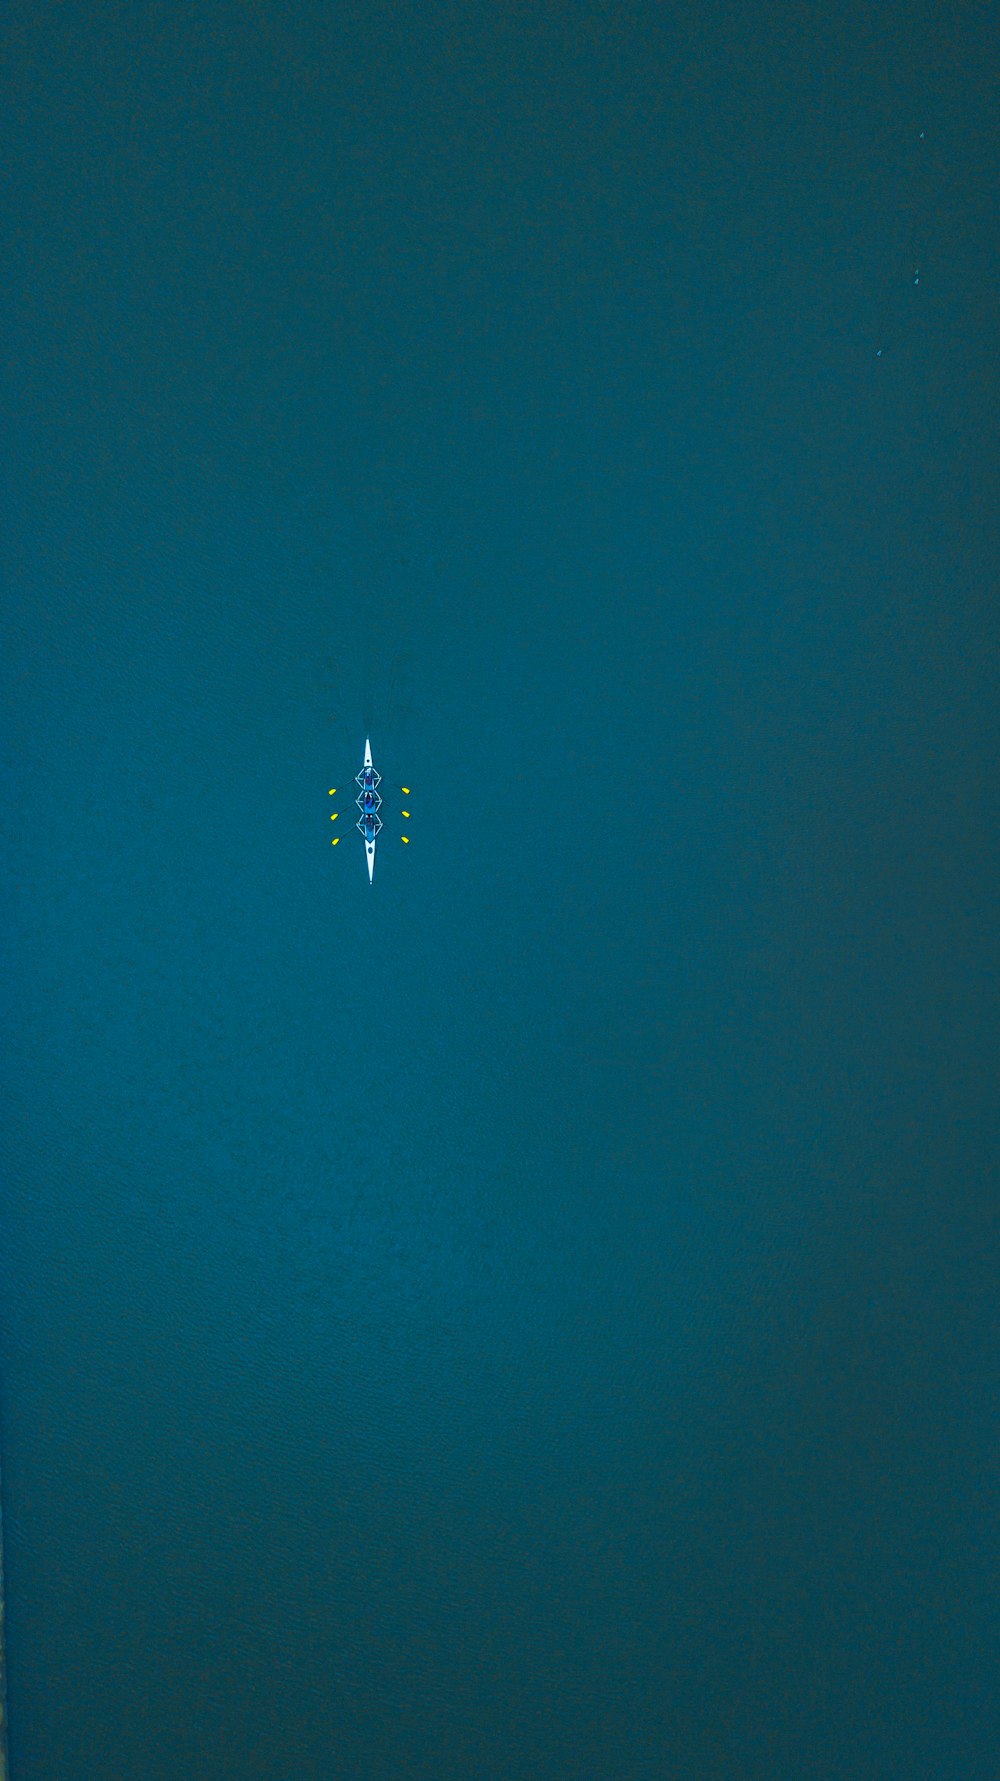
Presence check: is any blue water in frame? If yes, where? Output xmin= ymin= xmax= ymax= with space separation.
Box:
xmin=3 ymin=4 xmax=998 ymax=1776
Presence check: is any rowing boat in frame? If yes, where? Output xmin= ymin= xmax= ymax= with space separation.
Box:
xmin=355 ymin=737 xmax=382 ymax=882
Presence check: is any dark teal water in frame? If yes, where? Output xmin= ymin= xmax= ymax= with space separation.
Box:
xmin=3 ymin=5 xmax=997 ymax=1776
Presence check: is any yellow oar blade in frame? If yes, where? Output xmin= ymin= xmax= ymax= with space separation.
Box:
xmin=401 ymin=835 xmax=409 ymax=843
xmin=330 ymin=813 xmax=338 ymax=821
xmin=331 ymin=837 xmax=339 ymax=846
xmin=328 ymin=788 xmax=336 ymax=795
xmin=401 ymin=787 xmax=410 ymax=795
xmin=401 ymin=810 xmax=409 ymax=818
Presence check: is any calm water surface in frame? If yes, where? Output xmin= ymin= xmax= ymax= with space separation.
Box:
xmin=3 ymin=4 xmax=997 ymax=1776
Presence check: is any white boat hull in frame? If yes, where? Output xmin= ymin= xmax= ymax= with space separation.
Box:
xmin=356 ymin=737 xmax=381 ymax=883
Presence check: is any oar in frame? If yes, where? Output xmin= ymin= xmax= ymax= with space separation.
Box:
xmin=387 ymin=786 xmax=412 ymax=842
